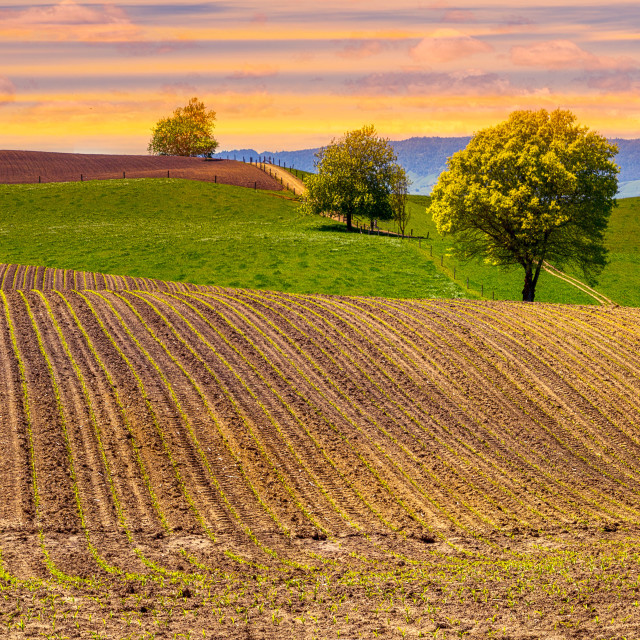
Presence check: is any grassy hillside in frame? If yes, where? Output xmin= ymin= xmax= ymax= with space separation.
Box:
xmin=596 ymin=196 xmax=640 ymax=306
xmin=1 ymin=178 xmax=637 ymax=304
xmin=0 ymin=179 xmax=460 ymax=299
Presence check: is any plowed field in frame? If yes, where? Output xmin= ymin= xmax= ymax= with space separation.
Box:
xmin=1 ymin=263 xmax=640 ymax=639
xmin=0 ymin=150 xmax=282 ymax=190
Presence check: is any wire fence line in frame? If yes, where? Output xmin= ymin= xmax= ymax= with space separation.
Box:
xmin=317 ymin=211 xmax=496 ymax=300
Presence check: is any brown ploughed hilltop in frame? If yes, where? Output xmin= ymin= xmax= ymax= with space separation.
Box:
xmin=0 ymin=149 xmax=282 ymax=189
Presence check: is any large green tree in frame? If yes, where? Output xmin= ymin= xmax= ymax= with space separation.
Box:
xmin=148 ymin=97 xmax=218 ymax=157
xmin=302 ymin=125 xmax=408 ymax=231
xmin=429 ymin=109 xmax=619 ymax=302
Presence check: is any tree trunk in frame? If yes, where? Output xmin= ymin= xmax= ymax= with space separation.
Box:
xmin=522 ymin=267 xmax=535 ymax=302
xmin=522 ymin=258 xmax=544 ymax=302
xmin=346 ymin=212 xmax=353 ymax=231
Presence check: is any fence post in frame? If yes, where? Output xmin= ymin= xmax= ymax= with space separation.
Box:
xmin=430 ymin=246 xmax=433 ymax=257
xmin=167 ymin=170 xmax=170 ymax=178
xmin=492 ymin=291 xmax=495 ymax=301
xmin=466 ymin=276 xmax=469 ymax=289
xmin=481 ymin=284 xmax=484 ymax=296
xmin=254 ymin=181 xmax=257 ymax=190
xmin=38 ymin=175 xmax=41 ymax=183
xmin=214 ymin=175 xmax=217 ymax=183
xmin=454 ymin=267 xmax=456 ymax=279
xmin=123 ymin=171 xmax=125 ymax=179
xmin=80 ymin=173 xmax=83 ymax=182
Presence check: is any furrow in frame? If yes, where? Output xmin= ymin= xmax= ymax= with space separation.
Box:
xmin=296 ymin=292 xmax=619 ymax=525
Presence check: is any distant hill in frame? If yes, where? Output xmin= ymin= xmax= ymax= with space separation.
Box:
xmin=216 ymin=136 xmax=640 ymax=197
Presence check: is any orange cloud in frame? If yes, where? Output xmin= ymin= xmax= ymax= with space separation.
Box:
xmin=0 ymin=76 xmax=15 ymax=105
xmin=1 ymin=0 xmax=125 ymax=25
xmin=338 ymin=40 xmax=388 ymax=59
xmin=250 ymin=12 xmax=268 ymax=25
xmin=410 ymin=29 xmax=492 ymax=64
xmin=0 ymin=0 xmax=141 ymax=41
xmin=511 ymin=39 xmax=636 ymax=70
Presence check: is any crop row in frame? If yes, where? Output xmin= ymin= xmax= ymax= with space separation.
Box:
xmin=0 ymin=262 xmax=216 ymax=293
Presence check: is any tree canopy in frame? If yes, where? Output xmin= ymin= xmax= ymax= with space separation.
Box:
xmin=429 ymin=109 xmax=619 ymax=302
xmin=301 ymin=125 xmax=409 ymax=231
xmin=148 ymin=97 xmax=218 ymax=157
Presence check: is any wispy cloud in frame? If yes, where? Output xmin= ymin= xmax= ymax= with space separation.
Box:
xmin=511 ymin=39 xmax=637 ymax=70
xmin=584 ymin=70 xmax=640 ymax=92
xmin=442 ymin=10 xmax=476 ymax=23
xmin=337 ymin=40 xmax=398 ymax=60
xmin=1 ymin=0 xmax=127 ymax=25
xmin=346 ymin=70 xmax=511 ymax=96
xmin=410 ymin=29 xmax=493 ymax=64
xmin=226 ymin=65 xmax=279 ymax=80
xmin=0 ymin=0 xmax=141 ymax=41
xmin=0 ymin=76 xmax=16 ymax=105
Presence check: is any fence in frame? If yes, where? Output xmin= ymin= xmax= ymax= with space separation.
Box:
xmin=319 ymin=211 xmax=497 ymax=300
xmin=25 ymin=168 xmax=268 ymax=191
xmin=247 ymin=158 xmax=304 ymax=197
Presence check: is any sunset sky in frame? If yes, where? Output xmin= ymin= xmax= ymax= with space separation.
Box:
xmin=2 ymin=0 xmax=639 ymax=154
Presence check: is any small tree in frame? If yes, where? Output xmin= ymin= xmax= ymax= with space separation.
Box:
xmin=302 ymin=125 xmax=407 ymax=231
xmin=429 ymin=109 xmax=619 ymax=302
xmin=390 ymin=168 xmax=411 ymax=237
xmin=148 ymin=97 xmax=218 ymax=157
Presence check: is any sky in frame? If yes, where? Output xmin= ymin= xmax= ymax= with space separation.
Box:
xmin=1 ymin=0 xmax=640 ymax=154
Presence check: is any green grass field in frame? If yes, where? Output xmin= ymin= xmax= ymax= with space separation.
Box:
xmin=2 ymin=178 xmax=638 ymax=304
xmin=378 ymin=195 xmax=640 ymax=306
xmin=593 ymin=197 xmax=640 ymax=307
xmin=0 ymin=179 xmax=460 ymax=299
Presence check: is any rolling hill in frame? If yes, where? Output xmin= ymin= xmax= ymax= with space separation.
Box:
xmin=2 ymin=177 xmax=622 ymax=305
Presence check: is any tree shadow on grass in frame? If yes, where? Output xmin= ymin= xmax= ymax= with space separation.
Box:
xmin=312 ymin=222 xmax=406 ymax=239
xmin=312 ymin=223 xmax=352 ymax=233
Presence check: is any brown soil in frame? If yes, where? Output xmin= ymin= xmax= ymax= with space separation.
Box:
xmin=1 ymin=263 xmax=640 ymax=638
xmin=0 ymin=150 xmax=283 ymax=190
